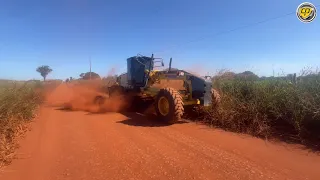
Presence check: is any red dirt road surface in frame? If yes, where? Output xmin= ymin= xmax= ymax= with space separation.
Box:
xmin=1 ymin=84 xmax=320 ymax=180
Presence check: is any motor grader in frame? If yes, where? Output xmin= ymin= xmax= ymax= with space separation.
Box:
xmin=95 ymin=54 xmax=217 ymax=123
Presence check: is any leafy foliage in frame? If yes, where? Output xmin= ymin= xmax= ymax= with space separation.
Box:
xmin=80 ymin=72 xmax=101 ymax=80
xmin=36 ymin=65 xmax=52 ymax=81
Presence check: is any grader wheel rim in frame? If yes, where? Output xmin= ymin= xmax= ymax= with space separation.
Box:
xmin=158 ymin=96 xmax=170 ymax=116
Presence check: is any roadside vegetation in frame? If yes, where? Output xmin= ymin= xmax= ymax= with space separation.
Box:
xmin=197 ymin=68 xmax=320 ymax=149
xmin=0 ymin=65 xmax=60 ymax=167
xmin=0 ymin=81 xmax=43 ymax=167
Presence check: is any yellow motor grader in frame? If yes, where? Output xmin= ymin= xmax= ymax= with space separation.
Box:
xmin=95 ymin=54 xmax=218 ymax=123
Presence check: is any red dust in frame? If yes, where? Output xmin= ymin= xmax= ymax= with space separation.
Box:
xmin=45 ymin=81 xmax=129 ymax=113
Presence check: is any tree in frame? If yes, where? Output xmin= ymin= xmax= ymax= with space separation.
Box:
xmin=36 ymin=65 xmax=52 ymax=81
xmin=80 ymin=72 xmax=101 ymax=80
xmin=220 ymin=71 xmax=236 ymax=80
xmin=236 ymin=71 xmax=259 ymax=81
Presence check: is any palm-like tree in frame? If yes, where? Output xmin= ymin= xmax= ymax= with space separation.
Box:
xmin=36 ymin=65 xmax=53 ymax=81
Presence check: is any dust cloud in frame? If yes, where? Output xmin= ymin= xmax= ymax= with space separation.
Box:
xmin=44 ymin=64 xmax=208 ymax=114
xmin=45 ymin=80 xmax=130 ymax=113
xmin=183 ymin=64 xmax=212 ymax=77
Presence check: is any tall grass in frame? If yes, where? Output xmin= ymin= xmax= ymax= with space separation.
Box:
xmin=202 ymin=70 xmax=320 ymax=146
xmin=0 ymin=81 xmax=44 ymax=167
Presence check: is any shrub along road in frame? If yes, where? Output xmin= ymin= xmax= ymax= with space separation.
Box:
xmin=0 ymin=84 xmax=320 ymax=180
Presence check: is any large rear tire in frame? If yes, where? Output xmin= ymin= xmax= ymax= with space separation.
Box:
xmin=155 ymin=87 xmax=184 ymax=124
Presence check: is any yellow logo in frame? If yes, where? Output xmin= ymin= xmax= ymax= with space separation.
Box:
xmin=297 ymin=2 xmax=317 ymax=23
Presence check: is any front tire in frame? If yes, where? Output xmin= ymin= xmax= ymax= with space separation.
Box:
xmin=155 ymin=87 xmax=184 ymax=124
xmin=94 ymin=95 xmax=106 ymax=106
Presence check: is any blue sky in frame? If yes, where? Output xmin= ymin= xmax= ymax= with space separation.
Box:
xmin=0 ymin=0 xmax=319 ymax=80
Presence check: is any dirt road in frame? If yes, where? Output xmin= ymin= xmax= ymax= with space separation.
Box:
xmin=1 ymin=85 xmax=320 ymax=180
